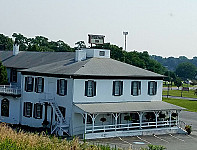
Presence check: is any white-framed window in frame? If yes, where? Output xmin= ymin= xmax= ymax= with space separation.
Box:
xmin=131 ymin=81 xmax=141 ymax=96
xmin=113 ymin=81 xmax=123 ymax=96
xmin=57 ymin=79 xmax=67 ymax=96
xmin=23 ymin=102 xmax=32 ymax=117
xmin=25 ymin=77 xmax=34 ymax=92
xmin=85 ymin=80 xmax=96 ymax=97
xmin=35 ymin=77 xmax=44 ymax=93
xmin=33 ymin=103 xmax=43 ymax=119
xmin=148 ymin=81 xmax=157 ymax=95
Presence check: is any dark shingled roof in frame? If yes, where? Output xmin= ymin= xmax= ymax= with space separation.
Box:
xmin=21 ymin=57 xmax=164 ymax=78
xmin=0 ymin=51 xmax=74 ymax=69
xmin=0 ymin=50 xmax=164 ymax=78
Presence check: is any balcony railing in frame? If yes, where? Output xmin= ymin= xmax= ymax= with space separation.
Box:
xmin=0 ymin=85 xmax=21 ymax=96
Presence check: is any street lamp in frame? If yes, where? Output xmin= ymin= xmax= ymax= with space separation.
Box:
xmin=123 ymin=31 xmax=128 ymax=51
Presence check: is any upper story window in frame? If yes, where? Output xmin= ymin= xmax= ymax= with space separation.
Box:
xmin=25 ymin=77 xmax=34 ymax=92
xmin=148 ymin=81 xmax=157 ymax=95
xmin=113 ymin=81 xmax=123 ymax=96
xmin=131 ymin=81 xmax=141 ymax=96
xmin=35 ymin=77 xmax=44 ymax=93
xmin=23 ymin=102 xmax=32 ymax=117
xmin=85 ymin=80 xmax=96 ymax=97
xmin=33 ymin=103 xmax=43 ymax=119
xmin=57 ymin=79 xmax=67 ymax=96
xmin=10 ymin=68 xmax=17 ymax=82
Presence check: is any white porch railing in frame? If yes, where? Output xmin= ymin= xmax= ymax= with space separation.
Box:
xmin=86 ymin=120 xmax=177 ymax=133
xmin=0 ymin=85 xmax=21 ymax=96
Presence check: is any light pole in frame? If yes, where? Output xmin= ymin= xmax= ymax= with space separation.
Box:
xmin=123 ymin=31 xmax=128 ymax=51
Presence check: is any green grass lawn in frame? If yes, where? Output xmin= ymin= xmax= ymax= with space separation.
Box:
xmin=163 ymin=97 xmax=197 ymax=112
xmin=163 ymin=89 xmax=197 ymax=98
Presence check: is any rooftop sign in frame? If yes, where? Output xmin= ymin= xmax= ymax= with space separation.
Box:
xmin=88 ymin=34 xmax=105 ymax=45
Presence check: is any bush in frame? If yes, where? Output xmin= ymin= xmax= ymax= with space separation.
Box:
xmin=185 ymin=125 xmax=192 ymax=135
xmin=141 ymin=144 xmax=166 ymax=150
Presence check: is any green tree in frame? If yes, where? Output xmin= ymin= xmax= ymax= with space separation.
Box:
xmin=0 ymin=61 xmax=8 ymax=84
xmin=174 ymin=77 xmax=182 ymax=89
xmin=175 ymin=62 xmax=197 ymax=80
xmin=0 ymin=34 xmax=13 ymax=50
xmin=75 ymin=41 xmax=86 ymax=49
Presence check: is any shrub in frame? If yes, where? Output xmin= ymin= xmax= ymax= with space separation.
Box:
xmin=185 ymin=125 xmax=192 ymax=135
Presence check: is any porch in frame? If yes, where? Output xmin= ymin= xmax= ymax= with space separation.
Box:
xmin=0 ymin=84 xmax=21 ymax=96
xmin=74 ymin=101 xmax=185 ymax=139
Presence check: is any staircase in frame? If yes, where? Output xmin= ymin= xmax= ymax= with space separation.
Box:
xmin=50 ymin=99 xmax=69 ymax=136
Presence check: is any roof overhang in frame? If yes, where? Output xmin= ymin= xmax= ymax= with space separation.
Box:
xmin=74 ymin=101 xmax=185 ymax=114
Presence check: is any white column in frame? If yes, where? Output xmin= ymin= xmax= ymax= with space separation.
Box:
xmin=92 ymin=114 xmax=95 ymax=133
xmin=85 ymin=113 xmax=87 ymax=134
xmin=138 ymin=112 xmax=143 ymax=129
xmin=112 ymin=113 xmax=119 ymax=131
xmin=169 ymin=111 xmax=172 ymax=127
xmin=154 ymin=112 xmax=158 ymax=128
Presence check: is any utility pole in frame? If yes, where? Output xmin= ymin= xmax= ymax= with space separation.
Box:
xmin=123 ymin=31 xmax=128 ymax=51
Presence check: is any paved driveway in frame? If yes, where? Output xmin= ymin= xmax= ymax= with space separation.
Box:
xmin=87 ymin=111 xmax=197 ymax=150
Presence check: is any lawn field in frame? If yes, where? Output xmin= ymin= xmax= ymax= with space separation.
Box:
xmin=163 ymin=97 xmax=197 ymax=112
xmin=163 ymin=89 xmax=197 ymax=98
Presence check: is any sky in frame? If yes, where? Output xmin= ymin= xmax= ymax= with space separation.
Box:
xmin=0 ymin=0 xmax=197 ymax=59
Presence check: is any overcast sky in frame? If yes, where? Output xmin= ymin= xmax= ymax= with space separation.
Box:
xmin=1 ymin=0 xmax=197 ymax=58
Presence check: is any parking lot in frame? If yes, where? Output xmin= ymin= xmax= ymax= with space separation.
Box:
xmin=87 ymin=111 xmax=197 ymax=150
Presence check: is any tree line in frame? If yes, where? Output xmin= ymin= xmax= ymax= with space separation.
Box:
xmin=1 ymin=33 xmax=197 ymax=87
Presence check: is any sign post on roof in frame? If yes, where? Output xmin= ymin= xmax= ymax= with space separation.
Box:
xmin=88 ymin=34 xmax=105 ymax=47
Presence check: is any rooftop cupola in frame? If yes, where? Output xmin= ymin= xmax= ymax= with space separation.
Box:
xmin=75 ymin=34 xmax=110 ymax=62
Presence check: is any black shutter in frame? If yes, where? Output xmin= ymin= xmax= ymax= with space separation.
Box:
xmin=139 ymin=81 xmax=141 ymax=95
xmin=25 ymin=77 xmax=27 ymax=91
xmin=148 ymin=82 xmax=150 ymax=95
xmin=10 ymin=69 xmax=13 ymax=82
xmin=93 ymin=81 xmax=96 ymax=96
xmin=57 ymin=80 xmax=60 ymax=94
xmin=131 ymin=82 xmax=133 ymax=95
xmin=35 ymin=78 xmax=38 ymax=92
xmin=33 ymin=104 xmax=36 ymax=118
xmin=120 ymin=81 xmax=123 ymax=95
xmin=112 ymin=81 xmax=115 ymax=95
xmin=23 ymin=102 xmax=26 ymax=116
xmin=85 ymin=81 xmax=88 ymax=96
xmin=31 ymin=78 xmax=34 ymax=92
xmin=154 ymin=82 xmax=157 ymax=95
xmin=64 ymin=80 xmax=67 ymax=95
xmin=42 ymin=78 xmax=44 ymax=92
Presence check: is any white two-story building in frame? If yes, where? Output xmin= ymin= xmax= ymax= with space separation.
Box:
xmin=0 ymin=45 xmax=184 ymax=139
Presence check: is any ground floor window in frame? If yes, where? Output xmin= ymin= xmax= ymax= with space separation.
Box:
xmin=23 ymin=102 xmax=33 ymax=117
xmin=1 ymin=99 xmax=9 ymax=117
xmin=55 ymin=106 xmax=66 ymax=121
xmin=33 ymin=103 xmax=43 ymax=119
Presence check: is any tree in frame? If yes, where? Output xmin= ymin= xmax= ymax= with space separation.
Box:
xmin=174 ymin=77 xmax=182 ymax=89
xmin=0 ymin=34 xmax=13 ymax=50
xmin=75 ymin=41 xmax=86 ymax=49
xmin=0 ymin=61 xmax=8 ymax=84
xmin=175 ymin=62 xmax=197 ymax=80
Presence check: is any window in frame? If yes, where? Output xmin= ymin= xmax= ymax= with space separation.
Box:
xmin=10 ymin=68 xmax=17 ymax=82
xmin=57 ymin=79 xmax=67 ymax=96
xmin=35 ymin=77 xmax=44 ymax=93
xmin=1 ymin=99 xmax=9 ymax=117
xmin=23 ymin=102 xmax=32 ymax=117
xmin=112 ymin=81 xmax=123 ymax=96
xmin=85 ymin=80 xmax=96 ymax=97
xmin=33 ymin=103 xmax=43 ymax=119
xmin=83 ymin=114 xmax=93 ymax=124
xmin=25 ymin=77 xmax=34 ymax=92
xmin=131 ymin=81 xmax=141 ymax=96
xmin=99 ymin=51 xmax=105 ymax=56
xmin=148 ymin=81 xmax=157 ymax=95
